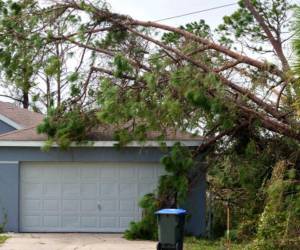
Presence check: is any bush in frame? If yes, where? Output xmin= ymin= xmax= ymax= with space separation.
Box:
xmin=124 ymin=193 xmax=158 ymax=240
xmin=249 ymin=161 xmax=300 ymax=250
xmin=125 ymin=143 xmax=195 ymax=240
xmin=235 ymin=218 xmax=258 ymax=242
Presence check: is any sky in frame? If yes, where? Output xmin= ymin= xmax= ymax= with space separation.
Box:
xmin=107 ymin=0 xmax=238 ymax=28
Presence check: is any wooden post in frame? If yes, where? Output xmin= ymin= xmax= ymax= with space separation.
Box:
xmin=226 ymin=202 xmax=231 ymax=250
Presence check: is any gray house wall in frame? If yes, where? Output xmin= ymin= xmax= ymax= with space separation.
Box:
xmin=184 ymin=170 xmax=206 ymax=236
xmin=0 ymin=120 xmax=15 ymax=135
xmin=0 ymin=146 xmax=206 ymax=235
xmin=0 ymin=162 xmax=19 ymax=232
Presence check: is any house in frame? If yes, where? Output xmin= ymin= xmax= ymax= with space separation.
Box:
xmin=0 ymin=101 xmax=206 ymax=236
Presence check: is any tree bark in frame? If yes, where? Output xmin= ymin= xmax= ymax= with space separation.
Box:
xmin=22 ymin=91 xmax=29 ymax=109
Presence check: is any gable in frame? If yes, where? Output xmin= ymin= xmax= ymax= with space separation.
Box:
xmin=0 ymin=101 xmax=44 ymax=128
xmin=0 ymin=119 xmax=16 ymax=135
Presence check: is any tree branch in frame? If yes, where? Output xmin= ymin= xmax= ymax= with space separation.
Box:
xmin=243 ymin=0 xmax=289 ymax=70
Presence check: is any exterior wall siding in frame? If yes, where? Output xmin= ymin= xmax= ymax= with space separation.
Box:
xmin=0 ymin=162 xmax=19 ymax=232
xmin=184 ymin=170 xmax=206 ymax=236
xmin=0 ymin=146 xmax=206 ymax=236
xmin=0 ymin=120 xmax=15 ymax=135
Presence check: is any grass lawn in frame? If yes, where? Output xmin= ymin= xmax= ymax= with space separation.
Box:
xmin=184 ymin=238 xmax=246 ymax=250
xmin=0 ymin=235 xmax=9 ymax=245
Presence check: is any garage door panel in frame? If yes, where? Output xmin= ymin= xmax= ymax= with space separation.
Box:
xmin=22 ymin=182 xmax=43 ymax=198
xmin=100 ymin=183 xmax=118 ymax=197
xmin=80 ymin=166 xmax=99 ymax=179
xmin=81 ymin=216 xmax=98 ymax=228
xmin=100 ymin=200 xmax=117 ymax=211
xmin=62 ymin=200 xmax=80 ymax=212
xmin=119 ymin=183 xmax=137 ymax=197
xmin=43 ymin=200 xmax=59 ymax=211
xmin=101 ymin=167 xmax=118 ymax=179
xmin=81 ymin=200 xmax=97 ymax=212
xmin=43 ymin=167 xmax=61 ymax=181
xmin=62 ymin=167 xmax=80 ymax=182
xmin=62 ymin=215 xmax=80 ymax=228
xmin=139 ymin=166 xmax=155 ymax=179
xmin=119 ymin=167 xmax=137 ymax=179
xmin=119 ymin=200 xmax=136 ymax=211
xmin=21 ymin=165 xmax=43 ymax=179
xmin=120 ymin=217 xmax=134 ymax=228
xmin=44 ymin=183 xmax=61 ymax=197
xmin=43 ymin=215 xmax=59 ymax=227
xmin=80 ymin=183 xmax=98 ymax=198
xmin=62 ymin=183 xmax=80 ymax=197
xmin=138 ymin=183 xmax=156 ymax=196
xmin=20 ymin=162 xmax=163 ymax=232
xmin=22 ymin=215 xmax=41 ymax=228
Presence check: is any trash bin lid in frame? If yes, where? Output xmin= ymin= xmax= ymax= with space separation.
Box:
xmin=155 ymin=208 xmax=187 ymax=215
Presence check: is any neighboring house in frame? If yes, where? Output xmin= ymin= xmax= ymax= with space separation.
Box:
xmin=0 ymin=101 xmax=206 ymax=236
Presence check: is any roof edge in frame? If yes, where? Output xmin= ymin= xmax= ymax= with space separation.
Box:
xmin=0 ymin=140 xmax=201 ymax=147
xmin=0 ymin=114 xmax=23 ymax=130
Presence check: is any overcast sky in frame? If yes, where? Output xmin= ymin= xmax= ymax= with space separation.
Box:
xmin=107 ymin=0 xmax=238 ymax=28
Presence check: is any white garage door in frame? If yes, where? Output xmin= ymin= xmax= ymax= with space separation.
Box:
xmin=20 ymin=162 xmax=164 ymax=232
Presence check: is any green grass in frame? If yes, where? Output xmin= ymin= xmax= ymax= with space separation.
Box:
xmin=0 ymin=235 xmax=9 ymax=245
xmin=184 ymin=238 xmax=246 ymax=250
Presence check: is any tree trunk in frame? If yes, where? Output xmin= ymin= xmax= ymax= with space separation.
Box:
xmin=46 ymin=76 xmax=51 ymax=110
xmin=22 ymin=91 xmax=29 ymax=109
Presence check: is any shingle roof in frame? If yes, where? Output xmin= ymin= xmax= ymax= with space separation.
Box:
xmin=0 ymin=101 xmax=200 ymax=142
xmin=0 ymin=101 xmax=43 ymax=128
xmin=0 ymin=125 xmax=199 ymax=141
xmin=0 ymin=126 xmax=46 ymax=141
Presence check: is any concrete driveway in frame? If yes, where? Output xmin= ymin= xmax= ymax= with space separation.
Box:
xmin=0 ymin=233 xmax=156 ymax=250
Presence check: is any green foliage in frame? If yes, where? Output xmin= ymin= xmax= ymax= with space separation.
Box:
xmin=37 ymin=105 xmax=98 ymax=150
xmin=162 ymin=20 xmax=211 ymax=44
xmin=102 ymin=26 xmax=128 ymax=48
xmin=125 ymin=143 xmax=195 ymax=240
xmin=67 ymin=72 xmax=79 ymax=82
xmin=217 ymin=0 xmax=294 ymax=51
xmin=249 ymin=161 xmax=300 ymax=249
xmin=207 ymin=129 xmax=299 ymax=241
xmin=185 ymin=237 xmax=246 ymax=250
xmin=0 ymin=0 xmax=43 ymax=105
xmin=124 ymin=193 xmax=158 ymax=240
xmin=160 ymin=143 xmax=194 ymax=204
xmin=45 ymin=56 xmax=61 ymax=76
xmin=293 ymin=7 xmax=300 ymax=73
xmin=113 ymin=54 xmax=133 ymax=77
xmin=0 ymin=235 xmax=8 ymax=245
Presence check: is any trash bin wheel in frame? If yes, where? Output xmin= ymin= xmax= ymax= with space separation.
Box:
xmin=157 ymin=242 xmax=162 ymax=250
xmin=175 ymin=242 xmax=183 ymax=250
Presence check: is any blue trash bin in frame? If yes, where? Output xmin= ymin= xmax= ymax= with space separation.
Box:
xmin=155 ymin=208 xmax=187 ymax=250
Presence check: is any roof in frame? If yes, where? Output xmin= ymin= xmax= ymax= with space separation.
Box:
xmin=0 ymin=101 xmax=201 ymax=146
xmin=0 ymin=124 xmax=199 ymax=142
xmin=0 ymin=101 xmax=43 ymax=128
xmin=0 ymin=126 xmax=46 ymax=141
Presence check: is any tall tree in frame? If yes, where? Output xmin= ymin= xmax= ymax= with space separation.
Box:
xmin=32 ymin=0 xmax=299 ymax=148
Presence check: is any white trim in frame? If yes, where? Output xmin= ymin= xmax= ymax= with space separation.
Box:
xmin=0 ymin=114 xmax=23 ymax=129
xmin=0 ymin=140 xmax=201 ymax=147
xmin=0 ymin=161 xmax=18 ymax=164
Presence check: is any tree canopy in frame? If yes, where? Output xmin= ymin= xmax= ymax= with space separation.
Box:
xmin=0 ymin=0 xmax=298 ymax=147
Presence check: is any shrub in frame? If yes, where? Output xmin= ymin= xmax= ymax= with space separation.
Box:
xmin=125 ymin=143 xmax=195 ymax=240
xmin=124 ymin=193 xmax=158 ymax=240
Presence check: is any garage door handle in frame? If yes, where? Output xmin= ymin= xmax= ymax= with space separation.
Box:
xmin=97 ymin=202 xmax=101 ymax=210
